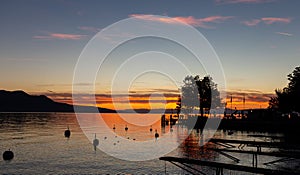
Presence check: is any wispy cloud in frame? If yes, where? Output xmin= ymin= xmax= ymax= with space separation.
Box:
xmin=225 ymin=89 xmax=274 ymax=109
xmin=33 ymin=33 xmax=87 ymax=40
xmin=45 ymin=92 xmax=179 ymax=108
xmin=45 ymin=89 xmax=272 ymax=110
xmin=242 ymin=17 xmax=291 ymax=26
xmin=36 ymin=83 xmax=95 ymax=87
xmin=226 ymin=90 xmax=274 ymax=102
xmin=275 ymin=32 xmax=293 ymax=37
xmin=130 ymin=89 xmax=180 ymax=94
xmin=261 ymin=17 xmax=291 ymax=24
xmin=215 ymin=0 xmax=275 ymax=4
xmin=78 ymin=26 xmax=101 ymax=33
xmin=241 ymin=19 xmax=261 ymax=26
xmin=129 ymin=14 xmax=234 ymax=28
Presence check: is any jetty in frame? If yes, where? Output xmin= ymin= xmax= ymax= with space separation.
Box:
xmin=209 ymin=138 xmax=300 ymax=150
xmin=160 ymin=137 xmax=300 ymax=174
xmin=160 ymin=156 xmax=298 ymax=175
xmin=208 ymin=138 xmax=300 ymax=166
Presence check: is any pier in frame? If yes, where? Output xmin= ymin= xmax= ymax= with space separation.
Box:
xmin=208 ymin=138 xmax=300 ymax=150
xmin=160 ymin=137 xmax=300 ymax=174
xmin=160 ymin=156 xmax=299 ymax=175
xmin=208 ymin=138 xmax=300 ymax=166
xmin=207 ymin=148 xmax=300 ymax=159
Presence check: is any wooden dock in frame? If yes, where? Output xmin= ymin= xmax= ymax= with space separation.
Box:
xmin=160 ymin=156 xmax=299 ymax=175
xmin=208 ymin=148 xmax=300 ymax=159
xmin=207 ymin=138 xmax=300 ymax=167
xmin=209 ymin=138 xmax=300 ymax=150
xmin=247 ymin=134 xmax=284 ymax=140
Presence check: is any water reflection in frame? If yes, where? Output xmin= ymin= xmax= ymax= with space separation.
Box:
xmin=76 ymin=113 xmax=188 ymax=161
xmin=100 ymin=113 xmax=163 ymax=141
xmin=179 ymin=129 xmax=217 ymax=160
xmin=0 ymin=113 xmax=298 ymax=174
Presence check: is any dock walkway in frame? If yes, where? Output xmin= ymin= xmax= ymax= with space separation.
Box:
xmin=160 ymin=156 xmax=298 ymax=175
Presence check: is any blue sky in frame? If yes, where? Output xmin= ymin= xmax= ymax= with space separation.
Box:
xmin=0 ymin=0 xmax=299 ymax=109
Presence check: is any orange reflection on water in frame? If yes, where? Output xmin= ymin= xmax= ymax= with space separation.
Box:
xmin=178 ymin=129 xmax=218 ymax=160
xmin=100 ymin=113 xmax=167 ymax=141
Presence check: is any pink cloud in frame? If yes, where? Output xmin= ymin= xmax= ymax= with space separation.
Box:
xmin=241 ymin=19 xmax=261 ymax=26
xmin=34 ymin=33 xmax=87 ymax=40
xmin=174 ymin=16 xmax=207 ymax=27
xmin=199 ymin=16 xmax=234 ymax=23
xmin=129 ymin=14 xmax=233 ymax=28
xmin=261 ymin=17 xmax=291 ymax=24
xmin=130 ymin=14 xmax=177 ymax=23
xmin=242 ymin=17 xmax=292 ymax=26
xmin=215 ymin=0 xmax=275 ymax=4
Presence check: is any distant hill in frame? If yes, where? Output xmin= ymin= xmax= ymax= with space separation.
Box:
xmin=0 ymin=90 xmax=115 ymax=113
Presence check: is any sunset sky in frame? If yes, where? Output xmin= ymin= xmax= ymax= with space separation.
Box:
xmin=0 ymin=0 xmax=299 ymax=110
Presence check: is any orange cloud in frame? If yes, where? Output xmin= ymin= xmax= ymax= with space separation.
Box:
xmin=45 ymin=88 xmax=273 ymax=111
xmin=34 ymin=33 xmax=87 ymax=40
xmin=261 ymin=17 xmax=291 ymax=24
xmin=129 ymin=14 xmax=233 ymax=28
xmin=45 ymin=92 xmax=179 ymax=110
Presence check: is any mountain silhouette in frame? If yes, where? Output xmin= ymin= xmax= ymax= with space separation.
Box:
xmin=0 ymin=90 xmax=115 ymax=113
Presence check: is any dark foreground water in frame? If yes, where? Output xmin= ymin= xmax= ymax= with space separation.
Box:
xmin=0 ymin=113 xmax=298 ymax=174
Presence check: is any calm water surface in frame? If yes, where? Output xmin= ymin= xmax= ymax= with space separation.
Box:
xmin=0 ymin=113 xmax=297 ymax=174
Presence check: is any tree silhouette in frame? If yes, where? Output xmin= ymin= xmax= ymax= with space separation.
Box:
xmin=269 ymin=89 xmax=290 ymax=113
xmin=181 ymin=75 xmax=221 ymax=117
xmin=287 ymin=66 xmax=300 ymax=111
xmin=181 ymin=76 xmax=198 ymax=115
xmin=269 ymin=66 xmax=300 ymax=113
xmin=194 ymin=76 xmax=211 ymax=117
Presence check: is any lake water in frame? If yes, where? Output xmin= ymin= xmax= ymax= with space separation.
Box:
xmin=0 ymin=113 xmax=298 ymax=174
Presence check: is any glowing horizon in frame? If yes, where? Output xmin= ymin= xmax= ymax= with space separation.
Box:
xmin=42 ymin=90 xmax=272 ymax=110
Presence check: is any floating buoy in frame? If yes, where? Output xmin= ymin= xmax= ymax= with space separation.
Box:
xmin=155 ymin=130 xmax=159 ymax=139
xmin=3 ymin=149 xmax=14 ymax=161
xmin=64 ymin=126 xmax=71 ymax=138
xmin=150 ymin=125 xmax=153 ymax=132
xmin=93 ymin=134 xmax=99 ymax=147
xmin=125 ymin=125 xmax=128 ymax=132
